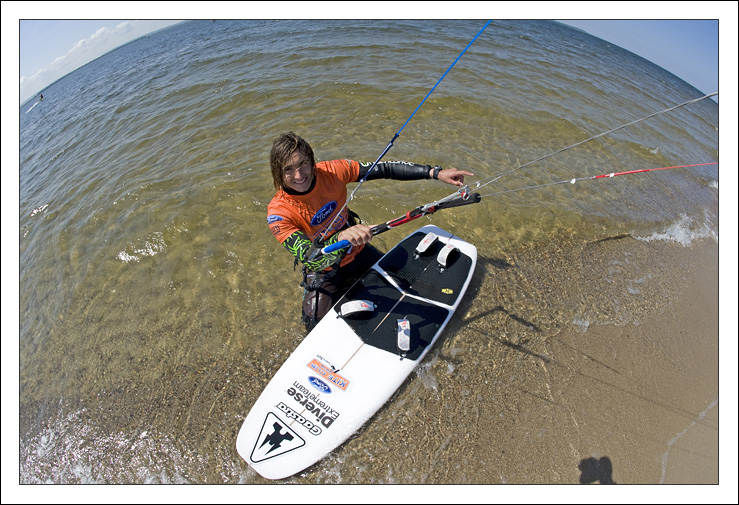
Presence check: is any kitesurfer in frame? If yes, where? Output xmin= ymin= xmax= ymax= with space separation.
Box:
xmin=267 ymin=131 xmax=472 ymax=330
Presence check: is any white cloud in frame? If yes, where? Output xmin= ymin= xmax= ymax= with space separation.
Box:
xmin=20 ymin=20 xmax=180 ymax=104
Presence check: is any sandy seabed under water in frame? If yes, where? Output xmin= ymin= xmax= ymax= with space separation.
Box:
xmin=332 ymin=233 xmax=720 ymax=487
xmin=18 ymin=230 xmax=720 ymax=492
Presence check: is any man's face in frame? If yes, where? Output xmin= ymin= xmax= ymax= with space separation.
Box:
xmin=282 ymin=150 xmax=314 ymax=193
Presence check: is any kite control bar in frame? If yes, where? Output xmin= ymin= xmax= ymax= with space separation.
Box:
xmin=308 ymin=187 xmax=481 ymax=261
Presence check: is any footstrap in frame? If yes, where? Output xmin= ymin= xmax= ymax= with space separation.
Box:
xmin=337 ymin=300 xmax=376 ymax=318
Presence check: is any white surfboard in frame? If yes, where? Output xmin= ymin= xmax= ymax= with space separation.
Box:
xmin=236 ymin=225 xmax=477 ymax=480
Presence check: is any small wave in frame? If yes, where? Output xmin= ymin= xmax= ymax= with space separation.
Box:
xmin=638 ymin=144 xmax=661 ymax=156
xmin=30 ymin=204 xmax=49 ymax=216
xmin=571 ymin=316 xmax=590 ymax=333
xmin=634 ymin=214 xmax=717 ymax=247
xmin=659 ymin=398 xmax=718 ymax=483
xmin=116 ymin=232 xmax=166 ymax=263
xmin=20 ymin=407 xmax=195 ymax=484
xmin=415 ymin=361 xmax=439 ymax=391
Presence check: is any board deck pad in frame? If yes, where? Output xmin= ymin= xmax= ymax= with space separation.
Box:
xmin=378 ymin=230 xmax=472 ymax=304
xmin=338 ymin=270 xmax=448 ymax=361
xmin=236 ymin=225 xmax=477 ymax=480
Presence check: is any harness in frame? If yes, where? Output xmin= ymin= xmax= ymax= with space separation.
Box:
xmin=298 ymin=209 xmax=362 ymax=328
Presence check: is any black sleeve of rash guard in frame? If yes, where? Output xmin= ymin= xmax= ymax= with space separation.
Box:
xmin=357 ymin=161 xmax=433 ymax=181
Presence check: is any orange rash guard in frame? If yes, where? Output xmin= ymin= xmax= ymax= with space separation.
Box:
xmin=267 ymin=159 xmax=363 ymax=270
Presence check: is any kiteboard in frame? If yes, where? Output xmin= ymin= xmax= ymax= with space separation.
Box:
xmin=236 ymin=224 xmax=477 ymax=480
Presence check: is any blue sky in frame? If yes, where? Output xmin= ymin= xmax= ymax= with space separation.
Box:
xmin=13 ymin=17 xmax=725 ymax=104
xmin=6 ymin=7 xmax=733 ymax=105
xmin=560 ymin=20 xmax=719 ymax=96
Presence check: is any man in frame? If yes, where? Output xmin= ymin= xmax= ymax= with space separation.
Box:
xmin=267 ymin=131 xmax=472 ymax=330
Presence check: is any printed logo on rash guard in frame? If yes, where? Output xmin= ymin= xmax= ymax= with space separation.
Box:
xmin=267 ymin=215 xmax=284 ymax=224
xmin=310 ymin=201 xmax=337 ymax=226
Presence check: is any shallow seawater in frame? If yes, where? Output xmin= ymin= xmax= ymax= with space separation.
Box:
xmin=18 ymin=20 xmax=719 ymax=488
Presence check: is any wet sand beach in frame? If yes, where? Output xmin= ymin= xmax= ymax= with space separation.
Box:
xmin=19 ymin=229 xmax=721 ymax=487
xmin=310 ymin=231 xmax=720 ymax=486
